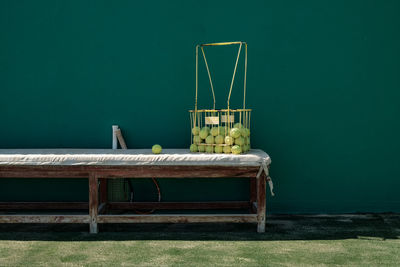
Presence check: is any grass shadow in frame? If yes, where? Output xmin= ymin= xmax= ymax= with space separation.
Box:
xmin=0 ymin=213 xmax=398 ymax=241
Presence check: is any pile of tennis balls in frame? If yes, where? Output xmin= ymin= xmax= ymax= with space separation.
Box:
xmin=190 ymin=123 xmax=250 ymax=154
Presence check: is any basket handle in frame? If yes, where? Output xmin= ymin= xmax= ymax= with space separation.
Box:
xmin=195 ymin=41 xmax=247 ymax=112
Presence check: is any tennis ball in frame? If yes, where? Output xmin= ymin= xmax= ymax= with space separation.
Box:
xmin=245 ymin=137 xmax=250 ymax=145
xmin=235 ymin=137 xmax=245 ymax=146
xmin=234 ymin=123 xmax=243 ymax=129
xmin=190 ymin=144 xmax=198 ymax=152
xmin=242 ymin=144 xmax=250 ymax=152
xmin=214 ymin=145 xmax=223 ymax=153
xmin=223 ymin=145 xmax=231 ymax=154
xmin=230 ymin=128 xmax=241 ymax=138
xmin=224 ymin=127 xmax=231 ymax=135
xmin=199 ymin=129 xmax=209 ymax=139
xmin=206 ymin=145 xmax=214 ymax=153
xmin=201 ymin=126 xmax=210 ymax=132
xmin=152 ymin=144 xmax=162 ymax=154
xmin=225 ymin=136 xmax=234 ymax=145
xmin=193 ymin=135 xmax=201 ymax=144
xmin=205 ymin=135 xmax=214 ymax=144
xmin=215 ymin=135 xmax=224 ymax=144
xmin=218 ymin=127 xmax=226 ymax=136
xmin=210 ymin=127 xmax=219 ymax=136
xmin=198 ymin=145 xmax=206 ymax=152
xmin=241 ymin=128 xmax=250 ymax=137
xmin=231 ymin=145 xmax=242 ymax=154
xmin=192 ymin=126 xmax=200 ymax=136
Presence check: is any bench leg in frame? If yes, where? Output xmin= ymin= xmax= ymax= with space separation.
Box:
xmin=89 ymin=173 xmax=98 ymax=234
xmin=257 ymin=173 xmax=266 ymax=233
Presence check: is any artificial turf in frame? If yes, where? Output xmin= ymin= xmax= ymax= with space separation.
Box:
xmin=0 ymin=214 xmax=399 ymax=266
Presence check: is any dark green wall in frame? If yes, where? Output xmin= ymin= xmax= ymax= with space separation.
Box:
xmin=1 ymin=0 xmax=400 ymax=213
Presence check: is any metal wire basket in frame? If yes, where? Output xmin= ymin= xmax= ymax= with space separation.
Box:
xmin=189 ymin=41 xmax=251 ymax=154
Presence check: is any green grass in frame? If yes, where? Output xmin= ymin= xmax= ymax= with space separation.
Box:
xmin=0 ymin=214 xmax=399 ymax=266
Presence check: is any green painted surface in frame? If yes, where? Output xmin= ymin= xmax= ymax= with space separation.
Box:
xmin=1 ymin=0 xmax=399 ymax=212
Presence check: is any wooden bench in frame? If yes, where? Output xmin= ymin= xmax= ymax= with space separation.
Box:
xmin=0 ymin=149 xmax=272 ymax=233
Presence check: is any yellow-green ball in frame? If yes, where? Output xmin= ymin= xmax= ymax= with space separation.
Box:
xmin=234 ymin=122 xmax=243 ymax=129
xmin=152 ymin=144 xmax=162 ymax=154
xmin=215 ymin=135 xmax=224 ymax=144
xmin=193 ymin=135 xmax=201 ymax=144
xmin=224 ymin=127 xmax=231 ymax=135
xmin=199 ymin=129 xmax=209 ymax=139
xmin=242 ymin=144 xmax=250 ymax=152
xmin=231 ymin=145 xmax=242 ymax=154
xmin=225 ymin=136 xmax=234 ymax=145
xmin=205 ymin=135 xmax=214 ymax=144
xmin=245 ymin=137 xmax=250 ymax=145
xmin=210 ymin=127 xmax=219 ymax=136
xmin=198 ymin=145 xmax=206 ymax=152
xmin=201 ymin=126 xmax=210 ymax=132
xmin=218 ymin=127 xmax=226 ymax=136
xmin=214 ymin=146 xmax=223 ymax=153
xmin=192 ymin=127 xmax=200 ymax=136
xmin=230 ymin=128 xmax=241 ymax=138
xmin=223 ymin=145 xmax=231 ymax=154
xmin=241 ymin=128 xmax=250 ymax=137
xmin=206 ymin=145 xmax=214 ymax=153
xmin=235 ymin=137 xmax=245 ymax=146
xmin=190 ymin=144 xmax=198 ymax=152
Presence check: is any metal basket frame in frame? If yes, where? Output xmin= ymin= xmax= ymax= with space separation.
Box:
xmin=189 ymin=41 xmax=251 ymax=153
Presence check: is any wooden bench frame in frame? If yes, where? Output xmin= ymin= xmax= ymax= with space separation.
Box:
xmin=0 ymin=165 xmax=267 ymax=233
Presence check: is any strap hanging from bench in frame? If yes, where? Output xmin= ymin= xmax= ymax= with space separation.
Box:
xmin=257 ymin=160 xmax=275 ymax=197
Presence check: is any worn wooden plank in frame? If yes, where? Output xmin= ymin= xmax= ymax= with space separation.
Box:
xmin=88 ymin=173 xmax=98 ymax=234
xmin=0 ymin=171 xmax=88 ymax=178
xmin=0 ymin=202 xmax=88 ymax=210
xmin=97 ymin=214 xmax=258 ymax=224
xmin=0 ymin=165 xmax=259 ymax=178
xmin=96 ymin=166 xmax=258 ymax=178
xmin=108 ymin=201 xmax=251 ymax=210
xmin=0 ymin=215 xmax=90 ymax=223
xmin=257 ymin=173 xmax=267 ymax=233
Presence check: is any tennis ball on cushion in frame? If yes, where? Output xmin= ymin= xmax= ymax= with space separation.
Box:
xmin=205 ymin=135 xmax=214 ymax=144
xmin=235 ymin=137 xmax=245 ymax=146
xmin=230 ymin=128 xmax=241 ymax=138
xmin=214 ymin=146 xmax=223 ymax=153
xmin=192 ymin=127 xmax=200 ymax=136
xmin=198 ymin=145 xmax=206 ymax=152
xmin=210 ymin=127 xmax=219 ymax=136
xmin=190 ymin=144 xmax=198 ymax=152
xmin=193 ymin=135 xmax=201 ymax=144
xmin=206 ymin=145 xmax=214 ymax=153
xmin=241 ymin=128 xmax=250 ymax=137
xmin=215 ymin=135 xmax=224 ymax=144
xmin=199 ymin=129 xmax=209 ymax=139
xmin=234 ymin=123 xmax=243 ymax=129
xmin=223 ymin=145 xmax=231 ymax=154
xmin=231 ymin=145 xmax=242 ymax=154
xmin=152 ymin=144 xmax=162 ymax=154
xmin=225 ymin=136 xmax=234 ymax=145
